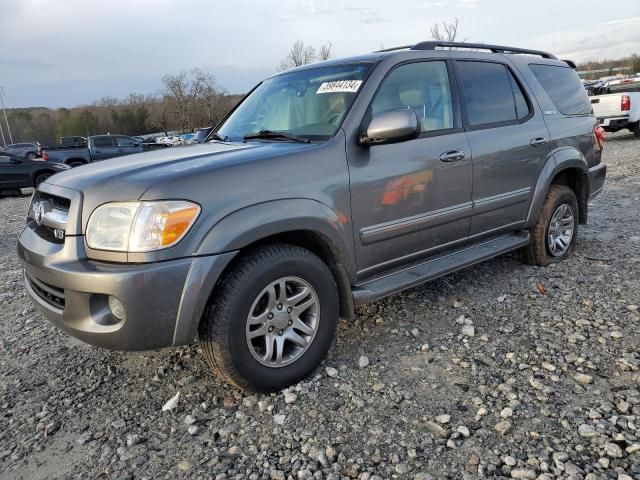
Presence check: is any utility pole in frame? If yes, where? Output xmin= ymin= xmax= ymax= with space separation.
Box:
xmin=0 ymin=87 xmax=13 ymax=145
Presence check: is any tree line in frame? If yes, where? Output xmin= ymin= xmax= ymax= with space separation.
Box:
xmin=4 ymin=68 xmax=243 ymax=145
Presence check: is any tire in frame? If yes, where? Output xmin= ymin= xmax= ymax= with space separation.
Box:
xmin=522 ymin=185 xmax=579 ymax=267
xmin=632 ymin=122 xmax=640 ymax=139
xmin=199 ymin=244 xmax=339 ymax=392
xmin=34 ymin=173 xmax=52 ymax=186
xmin=26 ymin=152 xmax=37 ymax=160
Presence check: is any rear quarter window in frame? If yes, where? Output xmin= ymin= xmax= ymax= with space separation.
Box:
xmin=529 ymin=64 xmax=591 ymax=115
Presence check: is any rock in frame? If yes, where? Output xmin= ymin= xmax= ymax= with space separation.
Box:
xmin=177 ymin=461 xmax=191 ymax=471
xmin=414 ymin=474 xmax=435 ymax=480
xmin=184 ymin=414 xmax=197 ymax=425
xmin=273 ymin=414 xmax=285 ymax=425
xmin=626 ymin=443 xmax=640 ymax=454
xmin=126 ymin=434 xmax=142 ymax=447
xmin=325 ymin=367 xmax=339 ymax=378
xmin=510 ymin=468 xmax=536 ymax=479
xmin=435 ymin=414 xmax=450 ymax=424
xmin=457 ymin=425 xmax=470 ymax=437
xmin=610 ymin=331 xmax=624 ymax=339
xmin=410 ymin=328 xmax=419 ymax=338
xmin=45 ymin=420 xmax=61 ymax=435
xmin=284 ymin=392 xmax=297 ymax=404
xmin=425 ymin=421 xmax=448 ymax=438
xmin=358 ymin=356 xmax=370 ymax=368
xmin=495 ymin=420 xmax=512 ymax=435
xmin=460 ymin=325 xmax=475 ymax=337
xmin=504 ymin=455 xmax=517 ymax=466
xmin=541 ymin=362 xmax=556 ymax=371
xmin=453 ymin=300 xmax=462 ymax=308
xmin=578 ymin=424 xmax=599 ymax=438
xmin=500 ymin=407 xmax=513 ymax=418
xmin=574 ymin=373 xmax=593 ymax=384
xmin=162 ymin=392 xmax=180 ymax=412
xmin=395 ymin=463 xmax=411 ymax=475
xmin=604 ymin=442 xmax=623 ymax=458
xmin=76 ymin=431 xmax=92 ymax=445
xmin=420 ymin=343 xmax=430 ymax=351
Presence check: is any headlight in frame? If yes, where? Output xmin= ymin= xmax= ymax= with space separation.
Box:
xmin=86 ymin=201 xmax=200 ymax=252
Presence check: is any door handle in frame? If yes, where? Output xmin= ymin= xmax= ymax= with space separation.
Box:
xmin=530 ymin=137 xmax=549 ymax=147
xmin=439 ymin=150 xmax=466 ymax=162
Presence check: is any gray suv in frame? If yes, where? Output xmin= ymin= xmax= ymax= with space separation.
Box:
xmin=18 ymin=42 xmax=607 ymax=392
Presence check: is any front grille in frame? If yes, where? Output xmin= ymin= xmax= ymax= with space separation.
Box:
xmin=28 ymin=191 xmax=71 ymax=244
xmin=26 ymin=272 xmax=65 ymax=310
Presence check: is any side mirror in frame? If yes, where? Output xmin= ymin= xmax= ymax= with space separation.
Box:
xmin=360 ymin=109 xmax=421 ymax=146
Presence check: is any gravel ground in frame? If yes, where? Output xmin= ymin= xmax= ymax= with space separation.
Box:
xmin=1 ymin=132 xmax=639 ymax=480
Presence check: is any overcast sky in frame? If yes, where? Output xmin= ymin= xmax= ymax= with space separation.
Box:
xmin=1 ymin=0 xmax=639 ymax=108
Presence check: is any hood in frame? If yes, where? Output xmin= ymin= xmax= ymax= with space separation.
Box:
xmin=46 ymin=141 xmax=315 ymax=199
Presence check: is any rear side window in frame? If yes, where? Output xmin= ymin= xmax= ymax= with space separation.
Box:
xmin=529 ymin=64 xmax=590 ymax=115
xmin=456 ymin=61 xmax=529 ymax=126
xmin=93 ymin=137 xmax=114 ymax=148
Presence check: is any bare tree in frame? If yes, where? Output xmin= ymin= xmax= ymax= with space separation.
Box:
xmin=278 ymin=40 xmax=333 ymax=71
xmin=162 ymin=68 xmax=207 ymax=132
xmin=318 ymin=42 xmax=333 ymax=61
xmin=430 ymin=17 xmax=461 ymax=42
xmin=198 ymin=71 xmax=227 ymax=125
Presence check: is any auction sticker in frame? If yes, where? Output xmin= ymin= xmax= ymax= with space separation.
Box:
xmin=316 ymin=80 xmax=363 ymax=94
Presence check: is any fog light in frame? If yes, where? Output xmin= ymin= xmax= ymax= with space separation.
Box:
xmin=108 ymin=296 xmax=126 ymax=321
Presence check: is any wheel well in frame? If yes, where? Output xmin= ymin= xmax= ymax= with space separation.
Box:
xmin=65 ymin=158 xmax=87 ymax=165
xmin=551 ymin=168 xmax=589 ymax=224
xmin=205 ymin=230 xmax=354 ymax=324
xmin=32 ymin=169 xmax=54 ymax=182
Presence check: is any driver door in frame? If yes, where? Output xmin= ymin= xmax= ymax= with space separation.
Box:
xmin=347 ymin=60 xmax=473 ymax=277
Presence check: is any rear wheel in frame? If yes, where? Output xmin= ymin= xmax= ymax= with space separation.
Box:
xmin=632 ymin=122 xmax=640 ymax=138
xmin=522 ymin=185 xmax=578 ymax=266
xmin=26 ymin=152 xmax=37 ymax=160
xmin=199 ymin=244 xmax=339 ymax=392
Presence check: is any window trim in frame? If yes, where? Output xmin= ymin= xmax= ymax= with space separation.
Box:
xmin=361 ymin=58 xmax=464 ymax=141
xmin=453 ymin=59 xmax=535 ymax=132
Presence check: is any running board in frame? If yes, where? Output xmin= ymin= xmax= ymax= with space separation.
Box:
xmin=352 ymin=232 xmax=530 ymax=305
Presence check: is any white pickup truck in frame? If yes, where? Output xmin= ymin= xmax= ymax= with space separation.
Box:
xmin=590 ymin=92 xmax=640 ymax=137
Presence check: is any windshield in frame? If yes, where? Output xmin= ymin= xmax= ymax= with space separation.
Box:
xmin=217 ymin=63 xmax=372 ymax=142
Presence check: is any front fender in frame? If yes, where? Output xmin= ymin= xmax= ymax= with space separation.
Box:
xmin=525 ymin=147 xmax=588 ymax=227
xmin=196 ymin=198 xmax=355 ymax=277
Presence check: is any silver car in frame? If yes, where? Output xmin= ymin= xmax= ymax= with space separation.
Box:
xmin=3 ymin=142 xmax=39 ymax=160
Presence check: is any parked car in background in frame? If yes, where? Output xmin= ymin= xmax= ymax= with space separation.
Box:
xmin=2 ymin=142 xmax=39 ymax=160
xmin=18 ymin=41 xmax=606 ymax=392
xmin=591 ymin=92 xmax=640 ymax=137
xmin=0 ymin=151 xmax=70 ymax=191
xmin=38 ymin=136 xmax=87 ymax=156
xmin=141 ymin=137 xmax=170 ymax=151
xmin=583 ymin=80 xmax=609 ymax=96
xmin=42 ymin=135 xmax=144 ymax=166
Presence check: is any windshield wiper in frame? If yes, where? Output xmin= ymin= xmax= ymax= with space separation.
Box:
xmin=244 ymin=130 xmax=310 ymax=143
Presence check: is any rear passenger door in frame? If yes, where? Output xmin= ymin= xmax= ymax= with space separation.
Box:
xmin=455 ymin=60 xmax=550 ymax=236
xmin=91 ymin=136 xmax=118 ymax=160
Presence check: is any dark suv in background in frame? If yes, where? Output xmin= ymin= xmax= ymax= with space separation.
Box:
xmin=18 ymin=42 xmax=606 ymax=392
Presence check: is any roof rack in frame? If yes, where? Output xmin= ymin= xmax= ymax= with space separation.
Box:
xmin=376 ymin=41 xmax=558 ymax=60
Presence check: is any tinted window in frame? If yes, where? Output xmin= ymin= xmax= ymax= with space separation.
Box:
xmin=115 ymin=137 xmax=135 ymax=147
xmin=509 ymin=74 xmax=530 ymax=119
xmin=457 ymin=61 xmax=519 ymax=126
xmin=93 ymin=137 xmax=114 ymax=148
xmin=529 ymin=64 xmax=590 ymax=115
xmin=372 ymin=61 xmax=454 ymax=132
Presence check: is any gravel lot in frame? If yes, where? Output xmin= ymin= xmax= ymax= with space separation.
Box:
xmin=1 ymin=132 xmax=639 ymax=480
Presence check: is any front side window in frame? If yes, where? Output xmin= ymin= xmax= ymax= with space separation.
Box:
xmin=115 ymin=137 xmax=135 ymax=147
xmin=371 ymin=61 xmax=454 ymax=132
xmin=529 ymin=64 xmax=591 ymax=115
xmin=457 ymin=61 xmax=524 ymax=126
xmin=217 ymin=63 xmax=372 ymax=142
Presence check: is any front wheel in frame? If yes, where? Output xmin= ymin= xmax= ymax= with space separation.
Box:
xmin=522 ymin=185 xmax=578 ymax=266
xmin=199 ymin=244 xmax=339 ymax=392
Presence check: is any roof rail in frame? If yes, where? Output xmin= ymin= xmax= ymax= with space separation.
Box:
xmin=375 ymin=41 xmax=557 ymax=60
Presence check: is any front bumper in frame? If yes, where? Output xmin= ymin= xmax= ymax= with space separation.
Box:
xmin=588 ymin=163 xmax=607 ymax=200
xmin=17 ymin=224 xmax=235 ymax=351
